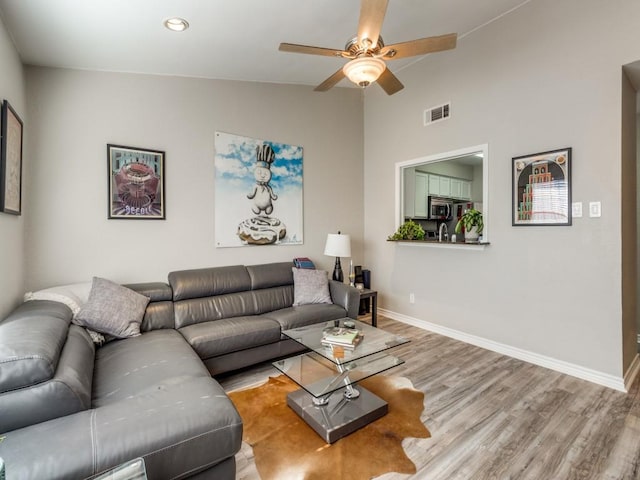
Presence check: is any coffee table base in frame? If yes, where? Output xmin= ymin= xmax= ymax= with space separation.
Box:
xmin=287 ymin=386 xmax=388 ymax=444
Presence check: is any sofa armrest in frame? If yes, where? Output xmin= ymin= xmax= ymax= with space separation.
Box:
xmin=329 ymin=280 xmax=360 ymax=319
xmin=0 ymin=377 xmax=242 ymax=480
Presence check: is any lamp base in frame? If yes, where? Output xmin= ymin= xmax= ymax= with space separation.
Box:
xmin=332 ymin=257 xmax=344 ymax=283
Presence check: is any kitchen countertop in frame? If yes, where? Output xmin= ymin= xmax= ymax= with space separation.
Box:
xmin=387 ymin=239 xmax=490 ymax=249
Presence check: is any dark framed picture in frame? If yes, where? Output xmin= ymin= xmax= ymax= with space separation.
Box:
xmin=0 ymin=100 xmax=23 ymax=215
xmin=107 ymin=144 xmax=165 ymax=219
xmin=512 ymin=147 xmax=571 ymax=226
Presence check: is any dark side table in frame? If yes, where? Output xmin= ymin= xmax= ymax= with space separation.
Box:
xmin=358 ymin=288 xmax=378 ymax=327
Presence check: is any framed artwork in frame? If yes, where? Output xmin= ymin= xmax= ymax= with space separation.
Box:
xmin=107 ymin=144 xmax=165 ymax=219
xmin=512 ymin=147 xmax=571 ymax=226
xmin=214 ymin=131 xmax=303 ymax=247
xmin=0 ymin=100 xmax=23 ymax=215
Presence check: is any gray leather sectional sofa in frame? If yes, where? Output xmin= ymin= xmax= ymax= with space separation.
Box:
xmin=0 ymin=262 xmax=359 ymax=479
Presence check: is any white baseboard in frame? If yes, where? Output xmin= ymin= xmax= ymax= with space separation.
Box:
xmin=380 ymin=308 xmax=628 ymax=392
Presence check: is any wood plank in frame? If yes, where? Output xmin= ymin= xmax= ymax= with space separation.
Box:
xmin=218 ymin=315 xmax=640 ymax=480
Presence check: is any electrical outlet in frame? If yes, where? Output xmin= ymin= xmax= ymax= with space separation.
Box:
xmin=572 ymin=202 xmax=582 ymax=218
xmin=409 ymin=293 xmax=415 ymax=304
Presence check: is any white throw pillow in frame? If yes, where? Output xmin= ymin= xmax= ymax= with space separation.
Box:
xmin=292 ymin=268 xmax=332 ymax=306
xmin=24 ymin=281 xmax=93 ymax=315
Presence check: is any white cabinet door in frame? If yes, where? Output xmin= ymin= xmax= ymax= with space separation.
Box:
xmin=450 ymin=179 xmax=462 ymax=199
xmin=403 ymin=168 xmax=416 ymax=217
xmin=439 ymin=177 xmax=451 ymax=197
xmin=415 ymin=172 xmax=428 ymax=217
xmin=428 ymin=174 xmax=440 ymax=196
xmin=461 ymin=181 xmax=472 ymax=200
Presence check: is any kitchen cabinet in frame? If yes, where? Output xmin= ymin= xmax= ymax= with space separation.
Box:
xmin=426 ymin=173 xmax=471 ymax=200
xmin=451 ymin=179 xmax=472 ymax=200
xmin=460 ymin=181 xmax=472 ymax=200
xmin=403 ymin=168 xmax=416 ymax=217
xmin=414 ymin=172 xmax=428 ymax=217
xmin=403 ymin=168 xmax=428 ymax=218
xmin=428 ymin=174 xmax=440 ymax=196
xmin=450 ymin=179 xmax=462 ymax=199
xmin=428 ymin=174 xmax=452 ymax=198
xmin=439 ymin=177 xmax=451 ymax=197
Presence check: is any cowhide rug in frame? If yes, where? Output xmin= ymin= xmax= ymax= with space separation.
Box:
xmin=228 ymin=375 xmax=430 ymax=480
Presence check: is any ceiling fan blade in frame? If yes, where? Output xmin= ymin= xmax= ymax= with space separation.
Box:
xmin=381 ymin=33 xmax=457 ymax=60
xmin=377 ymin=67 xmax=404 ymax=95
xmin=357 ymin=0 xmax=388 ymax=49
xmin=279 ymin=43 xmax=346 ymax=58
xmin=314 ymin=68 xmax=346 ymax=92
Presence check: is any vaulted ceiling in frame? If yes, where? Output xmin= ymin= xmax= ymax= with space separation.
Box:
xmin=0 ymin=0 xmax=531 ymax=89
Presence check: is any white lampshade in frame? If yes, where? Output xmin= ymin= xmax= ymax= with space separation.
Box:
xmin=324 ymin=233 xmax=351 ymax=258
xmin=342 ymin=57 xmax=385 ymax=87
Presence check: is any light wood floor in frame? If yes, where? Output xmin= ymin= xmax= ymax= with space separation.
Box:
xmin=218 ymin=315 xmax=640 ymax=480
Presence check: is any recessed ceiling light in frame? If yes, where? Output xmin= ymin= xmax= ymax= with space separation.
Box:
xmin=164 ymin=18 xmax=189 ymax=32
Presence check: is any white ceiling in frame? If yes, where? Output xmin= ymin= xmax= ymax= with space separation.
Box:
xmin=0 ymin=0 xmax=531 ymax=88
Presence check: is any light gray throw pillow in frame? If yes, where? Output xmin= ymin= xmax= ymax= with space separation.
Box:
xmin=74 ymin=277 xmax=149 ymax=338
xmin=292 ymin=268 xmax=332 ymax=306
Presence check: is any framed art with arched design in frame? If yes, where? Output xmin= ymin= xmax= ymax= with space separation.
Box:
xmin=512 ymin=147 xmax=572 ymax=226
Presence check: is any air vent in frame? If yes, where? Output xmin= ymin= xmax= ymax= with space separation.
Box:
xmin=424 ymin=102 xmax=451 ymax=126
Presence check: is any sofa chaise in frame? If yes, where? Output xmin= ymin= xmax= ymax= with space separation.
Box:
xmin=0 ymin=262 xmax=360 ymax=479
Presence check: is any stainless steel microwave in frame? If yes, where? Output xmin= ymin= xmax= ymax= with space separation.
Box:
xmin=428 ymin=197 xmax=452 ymax=220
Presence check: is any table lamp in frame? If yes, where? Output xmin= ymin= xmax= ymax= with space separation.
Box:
xmin=324 ymin=232 xmax=351 ymax=282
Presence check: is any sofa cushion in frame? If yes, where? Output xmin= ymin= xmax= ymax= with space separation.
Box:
xmin=263 ymin=303 xmax=349 ymax=330
xmin=139 ymin=301 xmax=175 ymax=332
xmin=292 ymin=268 xmax=332 ymax=306
xmin=179 ymin=316 xmax=282 ymax=359
xmin=92 ymin=329 xmax=210 ymax=407
xmin=173 ymin=290 xmax=258 ymax=329
xmin=0 ymin=324 xmax=95 ymax=433
xmin=246 ymin=262 xmax=293 ymax=289
xmin=169 ymin=265 xmax=252 ymax=301
xmin=0 ymin=376 xmax=242 ymax=480
xmin=0 ymin=300 xmax=72 ymax=393
xmin=252 ymin=285 xmax=294 ymax=314
xmin=75 ymin=277 xmax=150 ymax=338
xmin=124 ymin=282 xmax=173 ymax=302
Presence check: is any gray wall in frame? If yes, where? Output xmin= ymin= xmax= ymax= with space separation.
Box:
xmin=0 ymin=14 xmax=26 ymax=318
xmin=24 ymin=68 xmax=364 ymax=289
xmin=364 ymin=0 xmax=640 ymax=378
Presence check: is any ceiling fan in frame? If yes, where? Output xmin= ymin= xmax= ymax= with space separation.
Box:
xmin=279 ymin=0 xmax=457 ymax=95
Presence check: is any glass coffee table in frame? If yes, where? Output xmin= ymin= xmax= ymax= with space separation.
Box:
xmin=273 ymin=318 xmax=409 ymax=443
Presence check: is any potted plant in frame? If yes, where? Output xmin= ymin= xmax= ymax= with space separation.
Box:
xmin=388 ymin=220 xmax=425 ymax=241
xmin=455 ymin=209 xmax=483 ymax=243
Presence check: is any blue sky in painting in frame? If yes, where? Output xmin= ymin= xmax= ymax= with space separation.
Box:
xmin=215 ymin=132 xmax=303 ymax=192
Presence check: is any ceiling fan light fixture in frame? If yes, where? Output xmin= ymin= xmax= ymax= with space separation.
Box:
xmin=164 ymin=17 xmax=190 ymax=32
xmin=343 ymin=57 xmax=385 ymax=88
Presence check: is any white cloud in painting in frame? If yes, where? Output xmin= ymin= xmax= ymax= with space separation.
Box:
xmin=276 ymin=145 xmax=303 ymax=161
xmin=271 ymin=165 xmax=293 ymax=177
xmin=216 ymin=156 xmax=249 ymax=177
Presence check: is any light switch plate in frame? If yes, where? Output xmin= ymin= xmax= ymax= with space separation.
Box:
xmin=572 ymin=202 xmax=582 ymax=218
xmin=589 ymin=201 xmax=601 ymax=218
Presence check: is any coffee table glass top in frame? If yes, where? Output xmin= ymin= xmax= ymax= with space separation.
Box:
xmin=273 ymin=350 xmax=404 ymax=398
xmin=273 ymin=319 xmax=409 ymax=399
xmin=280 ymin=318 xmax=409 ymax=365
